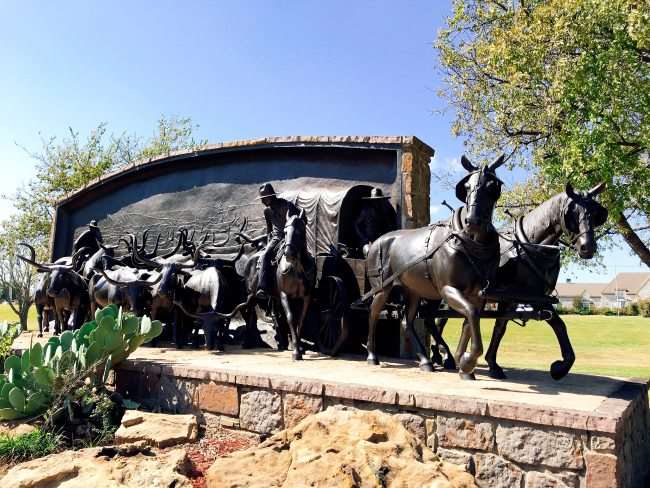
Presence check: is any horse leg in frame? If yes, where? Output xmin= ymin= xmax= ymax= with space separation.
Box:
xmin=546 ymin=310 xmax=575 ymax=380
xmin=280 ymin=292 xmax=301 ymax=360
xmin=173 ymin=307 xmax=185 ymax=349
xmin=36 ymin=304 xmax=44 ymax=337
xmin=485 ymin=302 xmax=510 ymax=379
xmin=242 ymin=296 xmax=263 ymax=349
xmin=404 ymin=292 xmax=434 ymax=372
xmin=294 ymin=295 xmax=310 ymax=356
xmin=367 ymin=287 xmax=390 ymax=366
xmin=422 ymin=300 xmax=456 ymax=370
xmin=441 ymin=285 xmax=482 ymax=380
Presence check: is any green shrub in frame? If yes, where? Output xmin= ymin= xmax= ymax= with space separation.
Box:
xmin=624 ymin=302 xmax=640 ymax=316
xmin=0 ymin=428 xmax=63 ymax=464
xmin=0 ymin=305 xmax=161 ymax=421
xmin=638 ymin=299 xmax=650 ymax=318
xmin=0 ymin=322 xmax=20 ymax=372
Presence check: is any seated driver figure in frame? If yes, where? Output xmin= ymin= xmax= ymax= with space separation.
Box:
xmin=354 ymin=188 xmax=398 ymax=257
xmin=72 ymin=220 xmax=103 ymax=254
xmin=256 ymin=183 xmax=302 ymax=297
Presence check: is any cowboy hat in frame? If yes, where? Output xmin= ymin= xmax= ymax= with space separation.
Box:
xmin=362 ymin=188 xmax=390 ymax=200
xmin=256 ymin=183 xmax=277 ymax=199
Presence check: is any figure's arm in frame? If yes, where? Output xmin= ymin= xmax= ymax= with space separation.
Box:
xmin=264 ymin=208 xmax=273 ymax=238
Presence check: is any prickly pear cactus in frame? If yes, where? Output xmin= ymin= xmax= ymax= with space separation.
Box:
xmin=0 ymin=305 xmax=162 ymax=420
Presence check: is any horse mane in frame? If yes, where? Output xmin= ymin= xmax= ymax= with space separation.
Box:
xmin=520 ymin=193 xmax=567 ymax=244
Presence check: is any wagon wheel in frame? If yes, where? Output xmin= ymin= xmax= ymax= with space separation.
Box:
xmin=318 ymin=275 xmax=349 ymax=356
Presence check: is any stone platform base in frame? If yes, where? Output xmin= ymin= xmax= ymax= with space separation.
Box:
xmin=114 ymin=347 xmax=650 ymax=488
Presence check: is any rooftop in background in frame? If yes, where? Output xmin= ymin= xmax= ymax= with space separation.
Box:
xmin=555 ymin=282 xmax=607 ymax=297
xmin=601 ymin=273 xmax=650 ymax=294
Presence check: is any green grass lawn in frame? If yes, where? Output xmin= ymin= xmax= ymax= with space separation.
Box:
xmin=441 ymin=314 xmax=650 ymax=379
xmin=2 ymin=303 xmax=648 ymax=379
xmin=0 ymin=303 xmax=38 ymax=331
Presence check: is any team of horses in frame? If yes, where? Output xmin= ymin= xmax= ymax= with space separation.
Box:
xmin=20 ymin=156 xmax=608 ymax=380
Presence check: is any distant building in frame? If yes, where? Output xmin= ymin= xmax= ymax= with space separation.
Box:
xmin=600 ymin=273 xmax=650 ymax=308
xmin=555 ymin=282 xmax=606 ymax=309
xmin=555 ymin=272 xmax=650 ymax=309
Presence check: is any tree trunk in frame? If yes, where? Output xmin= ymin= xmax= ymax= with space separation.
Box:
xmin=19 ymin=306 xmax=30 ymax=331
xmin=616 ymin=213 xmax=650 ymax=268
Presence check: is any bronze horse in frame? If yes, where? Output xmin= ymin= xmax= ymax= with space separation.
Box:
xmin=480 ymin=182 xmax=608 ymax=380
xmin=365 ymin=155 xmax=505 ymax=379
xmin=235 ymin=209 xmax=314 ymax=359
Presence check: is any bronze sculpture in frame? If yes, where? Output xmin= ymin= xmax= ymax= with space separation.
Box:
xmin=256 ymin=183 xmax=301 ymax=298
xmin=481 ymin=182 xmax=608 ymax=379
xmin=363 ymin=155 xmax=505 ymax=379
xmin=354 ymin=188 xmax=398 ymax=257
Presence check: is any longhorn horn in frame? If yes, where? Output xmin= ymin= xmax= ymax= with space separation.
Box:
xmin=234 ymin=232 xmax=255 ymax=244
xmin=132 ymin=235 xmax=161 ymax=270
xmin=488 ymin=153 xmax=506 ymax=171
xmin=177 ymin=242 xmax=205 ymax=269
xmin=212 ymin=231 xmax=230 ymax=247
xmin=174 ymin=294 xmax=253 ymax=320
xmin=148 ymin=233 xmax=162 ymax=256
xmin=99 ymin=240 xmax=118 ymax=252
xmin=565 ymin=182 xmax=579 ymax=199
xmin=139 ymin=228 xmax=150 ymax=253
xmin=588 ymin=182 xmax=606 ymax=197
xmin=161 ymin=229 xmax=186 ymax=259
xmin=17 ymin=243 xmax=53 ymax=272
xmin=238 ymin=217 xmax=248 ymax=233
xmin=460 ymin=155 xmax=478 ymax=172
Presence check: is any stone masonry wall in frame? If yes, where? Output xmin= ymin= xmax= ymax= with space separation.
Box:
xmin=400 ymin=139 xmax=433 ymax=229
xmin=113 ymin=363 xmax=649 ymax=488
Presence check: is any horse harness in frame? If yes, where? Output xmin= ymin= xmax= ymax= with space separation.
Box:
xmin=359 ymin=208 xmax=499 ymax=303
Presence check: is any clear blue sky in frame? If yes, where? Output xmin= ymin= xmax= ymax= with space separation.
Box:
xmin=0 ymin=0 xmax=645 ymax=282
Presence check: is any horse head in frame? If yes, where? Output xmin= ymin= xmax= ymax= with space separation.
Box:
xmin=456 ymin=155 xmax=505 ymax=237
xmin=284 ymin=208 xmax=307 ymax=264
xmin=562 ymin=182 xmax=608 ymax=258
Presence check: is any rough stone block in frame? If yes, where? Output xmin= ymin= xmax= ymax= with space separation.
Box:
xmin=401 ymin=152 xmax=414 ymax=173
xmin=115 ymin=410 xmax=198 ymax=448
xmin=158 ymin=377 xmax=198 ymax=413
xmin=496 ymin=424 xmax=584 ymax=469
xmin=590 ymin=434 xmax=616 ymax=452
xmin=425 ymin=418 xmax=436 ymax=450
xmin=394 ymin=413 xmax=426 ymax=441
xmin=437 ymin=448 xmax=473 ymax=467
xmin=437 ymin=414 xmax=494 ymax=450
xmin=197 ymin=382 xmax=239 ymax=416
xmin=585 ymin=451 xmax=620 ymax=488
xmin=283 ymin=393 xmax=323 ymax=428
xmin=475 ymin=453 xmax=524 ymax=488
xmin=525 ymin=471 xmax=572 ymax=488
xmin=239 ymin=390 xmax=282 ymax=434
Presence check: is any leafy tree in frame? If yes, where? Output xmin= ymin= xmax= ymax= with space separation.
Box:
xmin=436 ymin=0 xmax=650 ymax=266
xmin=1 ymin=115 xmax=203 ymax=327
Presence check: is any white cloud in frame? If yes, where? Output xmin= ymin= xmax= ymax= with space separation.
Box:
xmin=430 ymin=205 xmax=440 ymax=215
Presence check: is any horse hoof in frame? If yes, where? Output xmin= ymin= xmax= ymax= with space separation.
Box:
xmin=37 ymin=334 xmax=43 ymax=338
xmin=443 ymin=357 xmax=457 ymax=371
xmin=459 ymin=372 xmax=476 ymax=381
xmin=550 ymin=360 xmax=571 ymax=381
xmin=488 ymin=366 xmax=507 ymax=380
xmin=419 ymin=362 xmax=435 ymax=373
xmin=367 ymin=357 xmax=380 ymax=366
xmin=292 ymin=353 xmax=303 ymax=361
xmin=459 ymin=352 xmax=477 ymax=374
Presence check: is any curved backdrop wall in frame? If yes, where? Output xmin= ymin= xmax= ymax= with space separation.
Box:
xmin=51 ymin=136 xmax=434 ymax=259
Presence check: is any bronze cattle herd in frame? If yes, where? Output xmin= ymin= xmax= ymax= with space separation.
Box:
xmin=19 ymin=156 xmax=608 ymax=381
